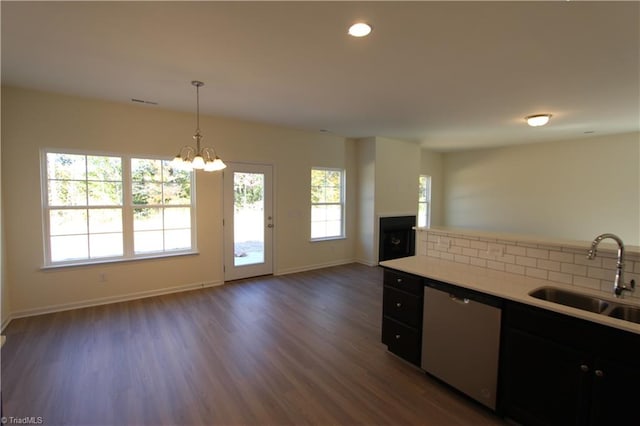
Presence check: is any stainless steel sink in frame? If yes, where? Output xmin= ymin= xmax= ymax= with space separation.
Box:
xmin=529 ymin=286 xmax=640 ymax=325
xmin=607 ymin=305 xmax=640 ymax=324
xmin=529 ymin=287 xmax=610 ymax=314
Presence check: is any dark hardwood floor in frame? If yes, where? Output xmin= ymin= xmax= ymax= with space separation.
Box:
xmin=1 ymin=263 xmax=505 ymax=425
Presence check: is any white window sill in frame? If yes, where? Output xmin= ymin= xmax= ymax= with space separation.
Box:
xmin=310 ymin=236 xmax=347 ymax=243
xmin=41 ymin=250 xmax=200 ymax=270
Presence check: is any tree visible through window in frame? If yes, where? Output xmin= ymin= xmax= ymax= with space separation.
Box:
xmin=132 ymin=158 xmax=192 ymax=254
xmin=46 ymin=153 xmax=124 ymax=262
xmin=418 ymin=175 xmax=432 ymax=228
xmin=43 ymin=151 xmax=194 ymax=265
xmin=311 ymin=168 xmax=345 ymax=240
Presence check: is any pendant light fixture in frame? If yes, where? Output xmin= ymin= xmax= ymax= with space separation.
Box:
xmin=172 ymin=80 xmax=226 ymax=172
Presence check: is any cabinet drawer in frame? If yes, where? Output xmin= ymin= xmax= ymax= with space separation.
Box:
xmin=383 ymin=286 xmax=422 ymax=327
xmin=383 ymin=269 xmax=423 ymax=296
xmin=382 ymin=317 xmax=421 ymax=366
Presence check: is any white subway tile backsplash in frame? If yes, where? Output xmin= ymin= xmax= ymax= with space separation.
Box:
xmin=549 ymin=250 xmax=574 ymax=263
xmin=587 ymin=267 xmax=610 ymax=281
xmin=470 ymin=240 xmax=488 ymax=251
xmin=516 ymin=256 xmax=537 ymax=268
xmin=516 ymin=241 xmax=539 ymax=248
xmin=506 ymin=245 xmax=526 ymax=256
xmin=525 ymin=267 xmax=548 ymax=280
xmin=440 ymin=252 xmax=454 ymax=261
xmin=575 ymin=254 xmax=600 ymax=267
xmin=574 ymin=276 xmax=601 ymax=290
xmin=462 ymin=247 xmax=479 ymax=258
xmin=449 ymin=245 xmax=463 ymax=255
xmin=470 ymin=257 xmax=487 ymax=268
xmin=526 ymin=247 xmax=549 ymax=260
xmin=602 ymin=258 xmax=618 ymax=270
xmin=561 ymin=263 xmax=587 ymax=277
xmin=548 ymin=271 xmax=573 ymax=284
xmin=454 ymin=238 xmax=470 ymax=248
xmin=537 ymin=259 xmax=561 ymax=272
xmin=487 ymin=260 xmax=505 ymax=271
xmin=505 ymin=264 xmax=525 ymax=275
xmin=497 ymin=254 xmax=516 ymax=264
xmin=421 ymin=229 xmax=639 ymax=297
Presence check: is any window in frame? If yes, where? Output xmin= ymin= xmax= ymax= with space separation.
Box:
xmin=132 ymin=158 xmax=193 ymax=254
xmin=418 ymin=175 xmax=432 ymax=228
xmin=43 ymin=151 xmax=194 ymax=266
xmin=311 ymin=168 xmax=345 ymax=240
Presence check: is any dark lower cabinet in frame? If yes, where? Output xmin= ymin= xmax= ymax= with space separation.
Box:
xmin=379 ymin=268 xmax=640 ymax=424
xmin=501 ymin=328 xmax=591 ymax=425
xmin=381 ymin=268 xmax=423 ymax=366
xmin=588 ymin=357 xmax=640 ymax=426
xmin=501 ymin=302 xmax=640 ymax=426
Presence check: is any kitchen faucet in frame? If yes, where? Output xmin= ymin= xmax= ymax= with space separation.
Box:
xmin=587 ymin=233 xmax=635 ymax=297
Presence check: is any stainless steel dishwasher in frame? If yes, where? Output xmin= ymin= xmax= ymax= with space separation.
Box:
xmin=421 ymin=280 xmax=502 ymax=410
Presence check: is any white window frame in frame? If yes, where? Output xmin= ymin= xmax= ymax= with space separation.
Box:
xmin=310 ymin=167 xmax=346 ymax=241
xmin=41 ymin=149 xmax=196 ymax=267
xmin=418 ymin=175 xmax=432 ymax=228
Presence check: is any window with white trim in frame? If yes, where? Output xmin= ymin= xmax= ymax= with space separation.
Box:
xmin=311 ymin=168 xmax=345 ymax=240
xmin=418 ymin=175 xmax=432 ymax=228
xmin=43 ymin=151 xmax=194 ymax=266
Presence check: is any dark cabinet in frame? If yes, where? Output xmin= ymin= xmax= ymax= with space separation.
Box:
xmin=381 ymin=269 xmax=423 ymax=366
xmin=501 ymin=302 xmax=640 ymax=426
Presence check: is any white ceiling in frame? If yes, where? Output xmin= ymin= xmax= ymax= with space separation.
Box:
xmin=2 ymin=1 xmax=638 ymax=151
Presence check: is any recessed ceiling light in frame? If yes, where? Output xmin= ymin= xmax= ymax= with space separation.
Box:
xmin=348 ymin=22 xmax=372 ymax=37
xmin=525 ymin=114 xmax=552 ymax=127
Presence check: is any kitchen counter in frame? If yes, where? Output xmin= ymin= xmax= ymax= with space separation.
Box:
xmin=380 ymin=256 xmax=640 ymax=335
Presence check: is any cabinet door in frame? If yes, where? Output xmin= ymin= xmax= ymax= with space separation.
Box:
xmin=589 ymin=358 xmax=640 ymax=426
xmin=382 ymin=286 xmax=422 ymax=327
xmin=501 ymin=328 xmax=590 ymax=426
xmin=381 ymin=317 xmax=421 ymax=366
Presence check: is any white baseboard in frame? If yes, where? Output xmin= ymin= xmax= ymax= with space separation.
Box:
xmin=354 ymin=258 xmax=378 ymax=267
xmin=1 ymin=315 xmax=12 ymax=333
xmin=7 ymin=280 xmax=224 ymax=323
xmin=275 ymin=258 xmax=356 ymax=276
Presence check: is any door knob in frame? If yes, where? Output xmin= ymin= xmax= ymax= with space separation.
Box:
xmin=267 ymin=224 xmax=274 ymax=228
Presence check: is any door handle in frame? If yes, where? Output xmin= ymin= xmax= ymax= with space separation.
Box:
xmin=267 ymin=224 xmax=274 ymax=228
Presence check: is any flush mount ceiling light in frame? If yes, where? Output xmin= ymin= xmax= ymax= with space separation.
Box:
xmin=172 ymin=81 xmax=226 ymax=172
xmin=525 ymin=114 xmax=552 ymax=127
xmin=348 ymin=22 xmax=372 ymax=37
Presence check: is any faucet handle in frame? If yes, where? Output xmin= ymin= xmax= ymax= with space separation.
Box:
xmin=616 ymin=279 xmax=635 ymax=297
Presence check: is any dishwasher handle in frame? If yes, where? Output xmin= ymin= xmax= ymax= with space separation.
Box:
xmin=449 ymin=294 xmax=470 ymax=304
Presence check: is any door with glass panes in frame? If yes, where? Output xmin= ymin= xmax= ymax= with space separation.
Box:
xmin=223 ymin=163 xmax=273 ymax=281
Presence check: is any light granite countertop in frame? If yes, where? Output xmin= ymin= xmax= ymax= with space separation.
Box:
xmin=380 ymin=255 xmax=640 ymax=335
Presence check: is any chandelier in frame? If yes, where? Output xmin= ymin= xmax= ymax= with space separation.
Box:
xmin=172 ymin=81 xmax=226 ymax=172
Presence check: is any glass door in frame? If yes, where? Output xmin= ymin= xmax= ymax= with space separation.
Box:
xmin=223 ymin=163 xmax=273 ymax=281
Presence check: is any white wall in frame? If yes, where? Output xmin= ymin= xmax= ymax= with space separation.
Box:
xmin=1 ymin=86 xmax=357 ymax=317
xmin=374 ymin=137 xmax=421 ymax=216
xmin=355 ymin=138 xmax=376 ymax=265
xmin=0 ymin=92 xmax=7 ymax=328
xmin=443 ymin=132 xmax=640 ymax=245
xmin=355 ymin=137 xmax=421 ymax=265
